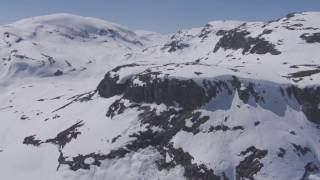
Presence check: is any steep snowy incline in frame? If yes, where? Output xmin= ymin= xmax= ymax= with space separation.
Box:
xmin=0 ymin=12 xmax=320 ymax=180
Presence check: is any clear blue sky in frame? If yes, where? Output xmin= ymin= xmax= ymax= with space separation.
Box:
xmin=0 ymin=0 xmax=320 ymax=33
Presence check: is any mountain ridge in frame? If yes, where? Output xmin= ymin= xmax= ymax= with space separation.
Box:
xmin=0 ymin=12 xmax=320 ymax=180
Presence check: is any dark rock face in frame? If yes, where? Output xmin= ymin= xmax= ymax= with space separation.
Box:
xmin=199 ymin=23 xmax=214 ymax=40
xmin=46 ymin=121 xmax=84 ymax=149
xmin=286 ymin=86 xmax=320 ymax=124
xmin=285 ymin=12 xmax=296 ymax=19
xmin=301 ymin=162 xmax=320 ymax=180
xmin=214 ymin=29 xmax=281 ymax=55
xmin=23 ymin=135 xmax=42 ymax=146
xmin=93 ymin=64 xmax=320 ymax=179
xmin=162 ymin=40 xmax=190 ymax=52
xmin=97 ymin=72 xmax=128 ymax=98
xmin=230 ymin=76 xmax=264 ymax=103
xmin=292 ymin=144 xmax=311 ymax=157
xmin=54 ymin=70 xmax=63 ymax=76
xmin=277 ymin=148 xmax=286 ymax=158
xmin=41 ymin=53 xmax=56 ymax=64
xmin=106 ymin=99 xmax=139 ymax=118
xmin=214 ymin=30 xmax=250 ymax=54
xmin=23 ymin=121 xmax=84 ymax=150
xmin=97 ymin=66 xmax=217 ymax=110
xmin=20 ymin=115 xmax=29 ymax=120
xmin=52 ymin=91 xmax=96 ymax=113
xmin=98 ymin=65 xmax=320 ymax=126
xmin=208 ymin=124 xmax=244 ymax=132
xmin=56 ymin=105 xmax=222 ymax=179
xmin=111 ymin=63 xmax=140 ymax=72
xmin=23 ymin=61 xmax=320 ymax=179
xmin=57 ymin=151 xmax=107 ymax=171
xmin=236 ymin=146 xmax=268 ymax=180
xmin=286 ymin=69 xmax=320 ymax=78
xmin=300 ymin=32 xmax=320 ymax=43
xmin=106 ymin=99 xmax=126 ymax=118
xmin=96 ymin=64 xmax=140 ymax=98
xmin=133 ymin=107 xmax=222 ymax=179
xmin=124 ymin=74 xmax=215 ymax=110
xmin=158 ymin=144 xmax=221 ymax=180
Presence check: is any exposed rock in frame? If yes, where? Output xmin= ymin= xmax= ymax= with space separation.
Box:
xmin=97 ymin=71 xmax=129 ymax=98
xmin=301 ymin=162 xmax=320 ymax=180
xmin=54 ymin=70 xmax=63 ymax=76
xmin=208 ymin=124 xmax=244 ymax=132
xmin=230 ymin=76 xmax=264 ymax=103
xmin=23 ymin=135 xmax=42 ymax=146
xmin=111 ymin=135 xmax=121 ymax=143
xmin=292 ymin=144 xmax=311 ymax=157
xmin=286 ymin=86 xmax=320 ymax=124
xmin=286 ymin=69 xmax=320 ymax=78
xmin=214 ymin=29 xmax=281 ymax=55
xmin=95 ymin=63 xmax=320 ymax=179
xmin=277 ymin=148 xmax=286 ymax=158
xmin=162 ymin=40 xmax=190 ymax=52
xmin=290 ymin=131 xmax=296 ymax=135
xmin=46 ymin=121 xmax=84 ymax=149
xmin=24 ymin=121 xmax=84 ymax=149
xmin=20 ymin=115 xmax=29 ymax=120
xmin=106 ymin=99 xmax=126 ymax=118
xmin=124 ymin=74 xmax=214 ymax=110
xmin=236 ymin=146 xmax=268 ymax=180
xmin=41 ymin=53 xmax=56 ymax=64
xmin=300 ymin=33 xmax=320 ymax=43
xmin=199 ymin=23 xmax=213 ymax=40
xmin=111 ymin=63 xmax=140 ymax=72
xmin=158 ymin=144 xmax=220 ymax=180
xmin=57 ymin=151 xmax=107 ymax=171
xmin=98 ymin=65 xmax=218 ymax=110
xmin=52 ymin=91 xmax=96 ymax=113
xmin=285 ymin=12 xmax=296 ymax=20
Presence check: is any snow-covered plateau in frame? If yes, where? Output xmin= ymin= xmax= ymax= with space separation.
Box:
xmin=0 ymin=12 xmax=320 ymax=180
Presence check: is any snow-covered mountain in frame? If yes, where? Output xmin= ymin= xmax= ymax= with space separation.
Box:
xmin=0 ymin=13 xmax=167 ymax=83
xmin=0 ymin=12 xmax=320 ymax=180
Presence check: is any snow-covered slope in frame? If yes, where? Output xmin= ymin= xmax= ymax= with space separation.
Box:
xmin=0 ymin=12 xmax=320 ymax=180
xmin=0 ymin=13 xmax=159 ymax=84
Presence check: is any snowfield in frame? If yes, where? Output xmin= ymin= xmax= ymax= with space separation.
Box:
xmin=0 ymin=12 xmax=320 ymax=180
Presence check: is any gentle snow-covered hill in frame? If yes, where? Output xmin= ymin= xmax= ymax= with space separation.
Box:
xmin=0 ymin=13 xmax=166 ymax=84
xmin=0 ymin=12 xmax=320 ymax=180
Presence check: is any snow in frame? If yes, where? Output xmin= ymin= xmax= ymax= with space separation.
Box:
xmin=0 ymin=12 xmax=320 ymax=180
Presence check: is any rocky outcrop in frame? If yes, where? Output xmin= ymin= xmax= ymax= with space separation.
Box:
xmin=46 ymin=121 xmax=84 ymax=149
xmin=97 ymin=72 xmax=129 ymax=98
xmin=23 ymin=61 xmax=320 ymax=179
xmin=286 ymin=86 xmax=320 ymax=124
xmin=162 ymin=40 xmax=190 ymax=52
xmin=97 ymin=67 xmax=218 ymax=110
xmin=23 ymin=121 xmax=84 ymax=149
xmin=214 ymin=29 xmax=281 ymax=55
xmin=54 ymin=69 xmax=63 ymax=76
xmin=123 ymin=73 xmax=215 ymax=110
xmin=23 ymin=135 xmax=42 ymax=146
xmin=236 ymin=146 xmax=268 ymax=180
xmin=301 ymin=162 xmax=320 ymax=180
xmin=300 ymin=32 xmax=320 ymax=43
xmin=96 ymin=63 xmax=140 ymax=98
xmin=98 ymin=65 xmax=265 ymax=111
xmin=98 ymin=65 xmax=320 ymax=125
